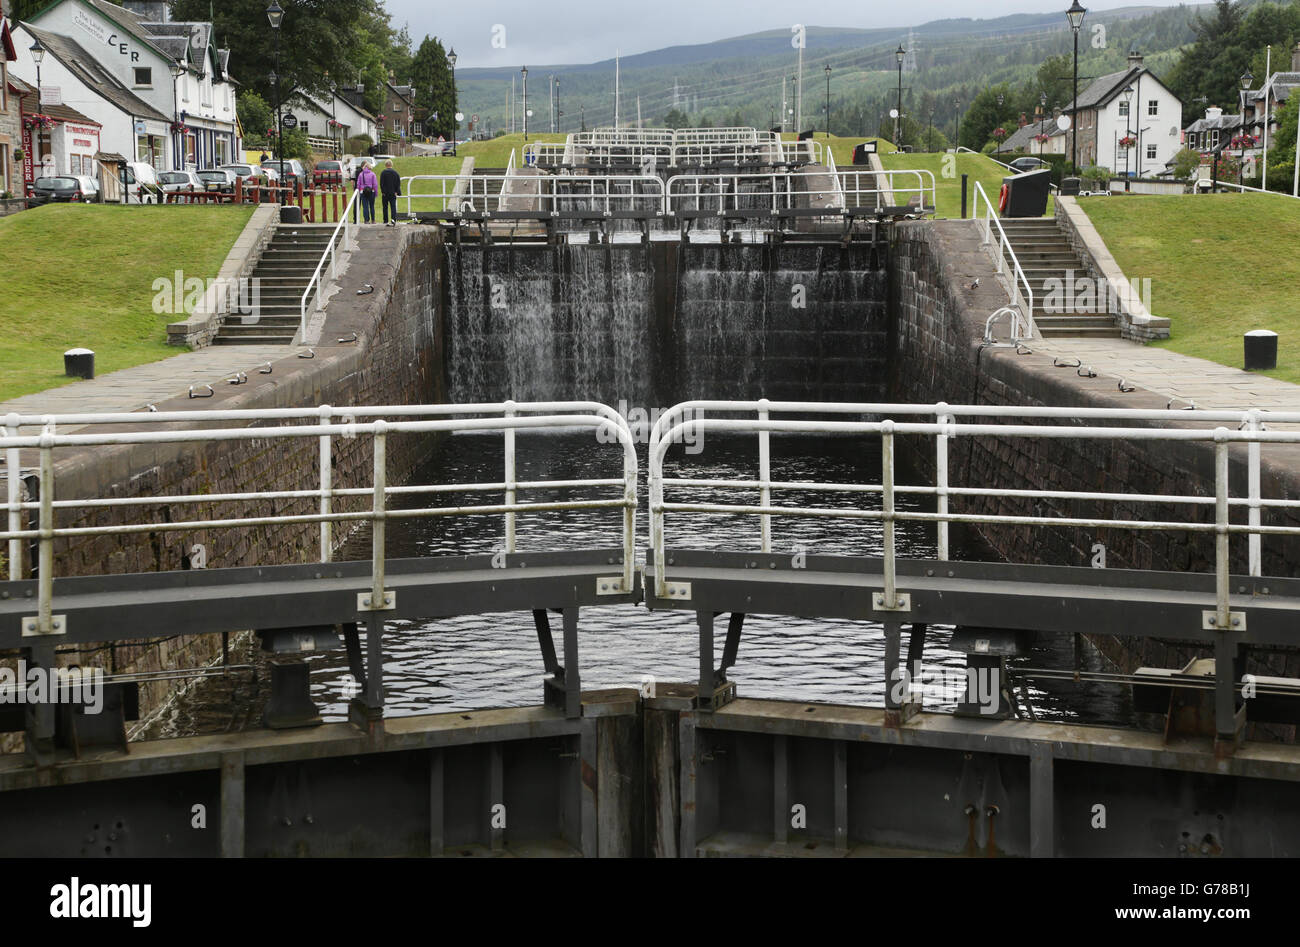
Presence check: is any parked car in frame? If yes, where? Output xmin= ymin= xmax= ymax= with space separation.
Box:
xmin=157 ymin=170 xmax=203 ymax=195
xmin=196 ymin=169 xmax=239 ymax=194
xmin=1009 ymin=156 xmax=1049 ymax=173
xmin=121 ymin=162 xmax=163 ymax=203
xmin=257 ymin=165 xmax=282 ymax=184
xmin=27 ymin=175 xmax=98 ymax=204
xmin=312 ymin=159 xmax=344 ymax=187
xmin=218 ymin=163 xmax=264 ymax=185
xmin=261 ymin=159 xmax=306 ymax=187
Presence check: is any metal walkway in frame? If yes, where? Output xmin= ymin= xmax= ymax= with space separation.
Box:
xmin=4 ymin=400 xmax=1300 ymax=855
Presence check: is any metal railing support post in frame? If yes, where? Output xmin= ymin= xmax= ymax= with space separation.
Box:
xmin=319 ymin=405 xmax=333 ymax=562
xmin=935 ymin=405 xmax=951 ymax=561
xmin=1246 ymin=410 xmax=1262 ymax=576
xmin=5 ymin=415 xmax=19 ymax=580
xmin=37 ymin=429 xmax=54 ymax=635
xmin=1214 ymin=431 xmax=1231 ymax=631
xmin=881 ymin=420 xmax=897 ymax=609
xmin=370 ymin=421 xmax=388 ymax=610
xmin=504 ymin=401 xmax=517 ymax=553
xmin=758 ymin=400 xmax=771 ymax=553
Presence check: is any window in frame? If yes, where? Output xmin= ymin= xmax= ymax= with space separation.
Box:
xmin=1118 ymin=100 xmax=1129 ymax=117
xmin=1146 ymin=144 xmax=1157 ymax=160
xmin=1210 ymin=129 xmax=1220 ymax=148
xmin=300 ymin=121 xmax=309 ymax=134
xmin=1148 ymin=99 xmax=1158 ymax=116
xmin=392 ymin=101 xmax=401 ymax=112
xmin=134 ymin=67 xmax=152 ymax=87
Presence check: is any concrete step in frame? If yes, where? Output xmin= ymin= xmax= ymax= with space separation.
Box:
xmin=1038 ymin=326 xmax=1124 ymax=339
xmin=253 ymin=266 xmax=319 ymax=277
xmin=1034 ymin=314 xmax=1119 ymax=327
xmin=211 ymin=335 xmax=295 ymax=345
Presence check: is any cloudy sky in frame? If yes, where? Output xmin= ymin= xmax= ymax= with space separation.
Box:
xmin=386 ymin=0 xmax=1200 ymax=68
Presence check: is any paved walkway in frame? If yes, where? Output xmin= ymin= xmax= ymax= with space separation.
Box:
xmin=0 ymin=345 xmax=290 ymax=434
xmin=1029 ymin=338 xmax=1300 ymax=415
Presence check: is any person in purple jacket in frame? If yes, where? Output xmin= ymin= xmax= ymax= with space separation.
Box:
xmin=356 ymin=162 xmax=378 ymax=223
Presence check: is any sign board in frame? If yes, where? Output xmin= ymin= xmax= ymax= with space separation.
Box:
xmin=39 ymin=86 xmax=62 ymax=106
xmin=281 ymin=113 xmax=298 ymax=130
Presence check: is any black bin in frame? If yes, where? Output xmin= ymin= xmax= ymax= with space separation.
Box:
xmin=1244 ymin=330 xmax=1278 ymax=371
xmin=64 ymin=347 xmax=94 ymax=380
xmin=279 ymin=205 xmax=303 ymax=224
xmin=1000 ymin=169 xmax=1051 ymax=218
xmin=851 ymin=141 xmax=877 ymax=165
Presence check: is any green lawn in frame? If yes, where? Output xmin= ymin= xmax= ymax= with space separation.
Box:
xmin=879 ymin=148 xmax=1022 ymax=219
xmin=1077 ymin=193 xmax=1300 ymax=384
xmin=0 ymin=203 xmax=253 ymax=401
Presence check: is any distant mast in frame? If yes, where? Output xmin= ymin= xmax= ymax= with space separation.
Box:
xmin=615 ymin=51 xmax=621 ymax=128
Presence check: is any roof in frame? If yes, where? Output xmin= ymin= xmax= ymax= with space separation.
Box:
xmin=82 ymin=0 xmax=173 ymax=62
xmin=21 ymin=23 xmax=170 ymax=122
xmin=2 ymin=16 xmax=17 ymax=62
xmin=385 ymin=80 xmax=413 ymax=106
xmin=1001 ymin=117 xmax=1063 ymax=152
xmin=1184 ymin=113 xmax=1244 ymax=133
xmin=35 ymin=100 xmax=100 ymax=125
xmin=8 ymin=73 xmax=33 ymax=95
xmin=1065 ymin=65 xmax=1183 ymax=114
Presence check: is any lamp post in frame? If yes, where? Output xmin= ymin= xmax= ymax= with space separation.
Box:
xmin=953 ymin=98 xmax=960 ymax=152
xmin=1240 ymin=69 xmax=1254 ymax=191
xmin=1065 ymin=0 xmax=1086 ymax=190
xmin=447 ymin=48 xmax=458 ymax=156
xmin=895 ymin=44 xmax=905 ymax=147
xmin=521 ymin=65 xmax=528 ymax=141
xmin=266 ymin=2 xmax=284 ymax=161
xmin=326 ymin=71 xmax=338 ymax=158
xmin=824 ymin=65 xmax=831 ymax=138
xmin=170 ymin=58 xmax=183 ymax=169
xmin=996 ymin=93 xmax=1004 ymax=153
xmin=928 ymin=108 xmax=934 ymax=153
xmin=28 ymin=38 xmax=45 ymax=175
xmin=555 ymin=75 xmax=562 ymax=134
xmin=1039 ymin=91 xmax=1048 ymax=158
xmin=1121 ymin=85 xmax=1133 ymax=182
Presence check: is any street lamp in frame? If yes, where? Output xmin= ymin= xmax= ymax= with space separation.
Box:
xmin=267 ymin=2 xmax=284 ymax=161
xmin=953 ymin=98 xmax=961 ymax=152
xmin=1038 ymin=91 xmax=1048 ymax=158
xmin=824 ymin=65 xmax=831 ymax=138
xmin=447 ymin=48 xmax=458 ymax=156
xmin=895 ymin=44 xmax=906 ymax=147
xmin=1065 ymin=0 xmax=1086 ymax=189
xmin=996 ymin=93 xmax=1005 ymax=153
xmin=169 ymin=59 xmax=184 ymax=169
xmin=521 ymin=65 xmax=528 ymax=141
xmin=555 ymin=75 xmax=562 ymax=134
xmin=1121 ymin=85 xmax=1133 ymax=181
xmin=928 ymin=108 xmax=934 ymax=153
xmin=1240 ymin=69 xmax=1254 ymax=190
xmin=29 ymin=38 xmax=45 ymax=174
xmin=325 ymin=70 xmax=338 ymax=158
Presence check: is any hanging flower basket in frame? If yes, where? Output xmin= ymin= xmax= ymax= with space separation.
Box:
xmin=22 ymin=113 xmax=56 ymax=130
xmin=327 ymin=119 xmax=344 ymax=129
xmin=1118 ymin=135 xmax=1137 ymax=148
xmin=1229 ymin=133 xmax=1257 ymax=150
xmin=1033 ymin=133 xmax=1051 ymax=143
xmin=993 ymin=127 xmax=1007 ymax=140
xmin=170 ymin=121 xmax=188 ymax=135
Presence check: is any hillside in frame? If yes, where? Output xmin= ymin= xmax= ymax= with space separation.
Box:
xmin=455 ymin=4 xmax=1207 ymax=138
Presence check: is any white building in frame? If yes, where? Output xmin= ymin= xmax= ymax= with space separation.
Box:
xmin=12 ymin=0 xmax=238 ymax=170
xmin=281 ymin=89 xmax=377 ymax=154
xmin=1064 ymin=50 xmax=1183 ymax=177
xmin=10 ymin=23 xmax=170 ymax=174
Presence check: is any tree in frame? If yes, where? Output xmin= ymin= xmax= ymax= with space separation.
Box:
xmin=960 ymin=84 xmax=1017 ymax=151
xmin=1265 ymin=93 xmax=1300 ymax=191
xmin=410 ymin=36 xmax=454 ymax=139
xmin=237 ymin=91 xmax=272 ymax=146
xmin=1171 ymin=146 xmax=1202 ymax=180
xmin=662 ymin=109 xmax=690 ymax=129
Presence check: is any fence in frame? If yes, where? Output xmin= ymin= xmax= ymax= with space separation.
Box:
xmin=1 ymin=402 xmax=639 ymax=634
xmin=973 ymin=180 xmax=1035 ymax=340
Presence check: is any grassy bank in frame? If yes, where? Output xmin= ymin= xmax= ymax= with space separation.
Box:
xmin=1077 ymin=193 xmax=1300 ymax=384
xmin=0 ymin=203 xmax=253 ymax=401
xmin=879 ymin=148 xmax=1022 ymax=218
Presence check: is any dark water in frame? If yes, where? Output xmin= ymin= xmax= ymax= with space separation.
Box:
xmin=142 ymin=430 xmax=1135 ymax=738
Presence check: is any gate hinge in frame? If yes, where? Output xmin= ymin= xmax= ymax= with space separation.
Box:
xmin=21 ymin=614 xmax=67 ymax=637
xmin=1203 ymin=610 xmax=1246 ymax=631
xmin=358 ymin=591 xmax=396 ymax=611
xmin=872 ymin=592 xmax=912 ymax=613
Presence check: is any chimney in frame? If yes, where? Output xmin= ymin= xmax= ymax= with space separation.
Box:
xmin=1207 ymin=106 xmax=1223 ymax=122
xmin=1128 ymin=49 xmax=1144 ymax=69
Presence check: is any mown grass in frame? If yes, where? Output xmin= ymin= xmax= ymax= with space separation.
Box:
xmin=1077 ymin=193 xmax=1300 ymax=384
xmin=878 ymin=148 xmax=1028 ymax=219
xmin=0 ymin=203 xmax=253 ymax=401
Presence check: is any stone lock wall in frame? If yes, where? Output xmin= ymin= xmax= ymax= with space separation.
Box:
xmin=888 ymin=219 xmax=1300 ymax=716
xmin=5 ymin=225 xmax=446 ymax=739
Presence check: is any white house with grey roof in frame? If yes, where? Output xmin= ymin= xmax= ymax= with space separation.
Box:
xmin=1063 ymin=50 xmax=1183 ymax=177
xmin=16 ymin=0 xmax=238 ymax=170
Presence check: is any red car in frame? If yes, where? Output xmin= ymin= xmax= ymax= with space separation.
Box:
xmin=312 ymin=160 xmax=344 ymax=187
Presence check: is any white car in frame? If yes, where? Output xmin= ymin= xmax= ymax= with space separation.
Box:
xmin=196 ymin=169 xmax=239 ymax=193
xmin=121 ymin=162 xmax=162 ymax=203
xmin=257 ymin=165 xmax=282 ymax=183
xmin=157 ymin=170 xmax=202 ymax=195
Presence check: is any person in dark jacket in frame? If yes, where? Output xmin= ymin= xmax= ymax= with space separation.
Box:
xmin=379 ymin=160 xmax=402 ymax=226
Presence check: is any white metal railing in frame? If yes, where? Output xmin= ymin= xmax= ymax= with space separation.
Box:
xmin=670 ymin=140 xmax=791 ymax=167
xmin=837 ymin=168 xmax=936 ymax=212
xmin=299 ymin=186 xmax=362 ymax=339
xmin=402 ymin=174 xmax=665 ymax=216
xmin=0 ymin=403 xmax=639 ymax=632
xmin=973 ymin=180 xmax=1035 ymax=341
xmin=667 ymin=169 xmax=932 ymax=218
xmin=672 ymin=127 xmax=759 ymax=145
xmin=648 ymin=401 xmax=1298 ymax=624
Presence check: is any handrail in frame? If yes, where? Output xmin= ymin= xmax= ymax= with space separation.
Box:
xmin=402 ymin=173 xmax=665 ymax=216
xmin=972 ymin=180 xmax=1035 ymax=341
xmin=665 ymin=170 xmax=935 ymax=217
xmin=836 ymin=168 xmax=936 ymax=212
xmin=646 ymin=400 xmax=1293 ymax=617
xmin=0 ymin=402 xmax=639 ymax=632
xmin=299 ymin=186 xmax=362 ymax=341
